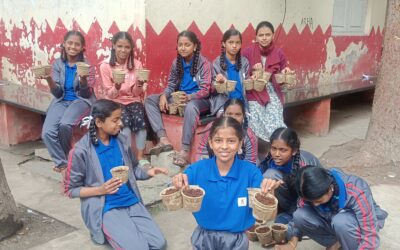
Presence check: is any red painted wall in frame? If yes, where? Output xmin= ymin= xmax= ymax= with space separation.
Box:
xmin=0 ymin=19 xmax=383 ymax=99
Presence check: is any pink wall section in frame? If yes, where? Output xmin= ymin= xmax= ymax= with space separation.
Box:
xmin=0 ymin=18 xmax=383 ymax=99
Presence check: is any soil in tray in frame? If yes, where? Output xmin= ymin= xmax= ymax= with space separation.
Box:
xmin=182 ymin=188 xmax=203 ymax=197
xmin=272 ymin=225 xmax=286 ymax=231
xmin=164 ymin=188 xmax=180 ymax=195
xmin=256 ymin=227 xmax=271 ymax=233
xmin=255 ymin=193 xmax=276 ymax=205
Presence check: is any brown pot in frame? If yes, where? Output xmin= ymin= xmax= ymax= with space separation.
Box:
xmin=136 ymin=69 xmax=150 ymax=81
xmin=168 ymin=104 xmax=178 ymax=115
xmin=110 ymin=166 xmax=129 ymax=183
xmin=160 ymin=187 xmax=183 ymax=211
xmin=255 ymin=226 xmax=273 ymax=245
xmin=246 ymin=225 xmax=259 ymax=242
xmin=181 ymin=185 xmax=205 ymax=212
xmin=247 ymin=187 xmax=261 ymax=208
xmin=226 ymin=80 xmax=237 ymax=92
xmin=171 ymin=91 xmax=185 ymax=104
xmin=252 ymin=192 xmax=278 ymax=221
xmin=254 ymin=79 xmax=267 ymax=92
xmin=177 ymin=104 xmax=186 ymax=117
xmin=261 ymin=71 xmax=272 ymax=82
xmin=214 ymin=81 xmax=226 ymax=93
xmin=243 ymin=79 xmax=254 ymax=91
xmin=272 ymin=223 xmax=288 ymax=244
xmin=112 ymin=69 xmax=126 ymax=84
xmin=32 ymin=65 xmax=52 ymax=77
xmin=76 ymin=62 xmax=90 ymax=76
xmin=275 ymin=73 xmax=286 ymax=84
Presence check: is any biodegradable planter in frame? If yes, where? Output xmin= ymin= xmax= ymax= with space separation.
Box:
xmin=160 ymin=187 xmax=183 ymax=211
xmin=32 ymin=65 xmax=52 ymax=77
xmin=252 ymin=192 xmax=278 ymax=221
xmin=181 ymin=185 xmax=205 ymax=212
xmin=255 ymin=226 xmax=273 ymax=245
xmin=112 ymin=70 xmax=125 ymax=84
xmin=254 ymin=79 xmax=267 ymax=92
xmin=261 ymin=71 xmax=272 ymax=82
xmin=275 ymin=73 xmax=286 ymax=84
xmin=76 ymin=62 xmax=90 ymax=76
xmin=246 ymin=225 xmax=259 ymax=242
xmin=226 ymin=80 xmax=237 ymax=92
xmin=168 ymin=104 xmax=179 ymax=115
xmin=214 ymin=81 xmax=226 ymax=93
xmin=110 ymin=166 xmax=129 ymax=183
xmin=243 ymin=79 xmax=254 ymax=91
xmin=247 ymin=187 xmax=261 ymax=208
xmin=177 ymin=104 xmax=185 ymax=117
xmin=272 ymin=223 xmax=288 ymax=243
xmin=136 ymin=69 xmax=150 ymax=81
xmin=171 ymin=91 xmax=185 ymax=104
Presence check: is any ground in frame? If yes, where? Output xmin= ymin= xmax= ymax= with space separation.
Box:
xmin=0 ymin=94 xmax=399 ymax=250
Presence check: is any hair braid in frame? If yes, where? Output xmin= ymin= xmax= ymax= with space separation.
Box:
xmin=220 ymin=45 xmax=227 ymax=71
xmin=191 ymin=43 xmax=201 ymax=77
xmin=89 ymin=119 xmax=99 ymax=145
xmin=176 ymin=53 xmax=184 ymax=87
xmin=236 ymin=48 xmax=242 ymax=72
xmin=109 ymin=48 xmax=116 ymax=66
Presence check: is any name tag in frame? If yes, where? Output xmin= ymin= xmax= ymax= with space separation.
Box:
xmin=238 ymin=197 xmax=247 ymax=207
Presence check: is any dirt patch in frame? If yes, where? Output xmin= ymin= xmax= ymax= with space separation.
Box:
xmin=0 ymin=205 xmax=76 ymax=250
xmin=320 ymin=139 xmax=400 ymax=185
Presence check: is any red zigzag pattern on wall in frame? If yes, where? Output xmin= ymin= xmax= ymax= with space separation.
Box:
xmin=0 ymin=18 xmax=383 ymax=95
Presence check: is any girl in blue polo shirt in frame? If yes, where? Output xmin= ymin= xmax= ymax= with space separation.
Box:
xmin=280 ymin=165 xmax=388 ymax=250
xmin=172 ymin=116 xmax=264 ymax=250
xmin=37 ymin=30 xmax=95 ymax=174
xmin=65 ymin=99 xmax=167 ymax=250
xmin=210 ymin=28 xmax=250 ymax=115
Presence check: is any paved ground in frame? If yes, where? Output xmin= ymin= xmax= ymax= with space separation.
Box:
xmin=1 ymin=100 xmax=399 ymax=250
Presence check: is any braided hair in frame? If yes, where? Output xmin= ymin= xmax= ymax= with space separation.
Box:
xmin=88 ymin=99 xmax=121 ymax=145
xmin=176 ymin=31 xmax=202 ymax=85
xmin=109 ymin=31 xmax=135 ymax=71
xmin=295 ymin=166 xmax=340 ymax=213
xmin=61 ymin=30 xmax=86 ymax=63
xmin=206 ymin=99 xmax=248 ymax=158
xmin=220 ymin=28 xmax=242 ymax=72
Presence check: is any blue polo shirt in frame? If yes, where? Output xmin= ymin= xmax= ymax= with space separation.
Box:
xmin=184 ymin=156 xmax=263 ymax=232
xmin=63 ymin=63 xmax=78 ymax=101
xmin=95 ymin=136 xmax=139 ymax=214
xmin=179 ymin=58 xmax=199 ymax=94
xmin=226 ymin=58 xmax=244 ymax=101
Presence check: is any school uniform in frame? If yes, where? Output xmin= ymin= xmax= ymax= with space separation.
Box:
xmin=292 ymin=168 xmax=388 ymax=250
xmin=195 ymin=122 xmax=257 ymax=164
xmin=100 ymin=59 xmax=147 ymax=150
xmin=42 ymin=58 xmax=95 ymax=168
xmin=185 ymin=156 xmax=263 ymax=250
xmin=259 ymin=150 xmax=322 ymax=224
xmin=145 ymin=55 xmax=211 ymax=151
xmin=242 ymin=42 xmax=287 ymax=142
xmin=64 ymin=133 xmax=166 ymax=250
xmin=209 ymin=55 xmax=250 ymax=115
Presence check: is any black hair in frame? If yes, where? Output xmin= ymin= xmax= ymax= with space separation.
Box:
xmin=209 ymin=116 xmax=245 ymax=143
xmin=88 ymin=99 xmax=121 ymax=145
xmin=206 ymin=99 xmax=248 ymax=159
xmin=176 ymin=30 xmax=202 ymax=85
xmin=61 ymin=30 xmax=86 ymax=63
xmin=220 ymin=28 xmax=242 ymax=71
xmin=264 ymin=127 xmax=301 ymax=171
xmin=295 ymin=166 xmax=340 ymax=211
xmin=255 ymin=21 xmax=275 ymax=35
xmin=223 ymin=98 xmax=248 ymax=130
xmin=109 ymin=31 xmax=135 ymax=71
